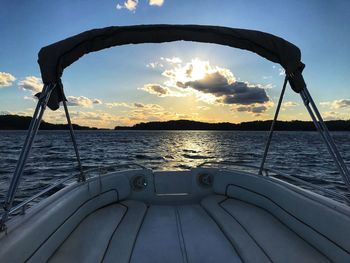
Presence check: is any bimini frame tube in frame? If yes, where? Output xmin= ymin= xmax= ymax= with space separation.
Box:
xmin=60 ymin=86 xmax=85 ymax=182
xmin=259 ymin=76 xmax=288 ymax=175
xmin=0 ymin=84 xmax=55 ymax=231
xmin=259 ymin=78 xmax=350 ymax=192
xmin=0 ymin=83 xmax=85 ymax=231
xmin=300 ymin=87 xmax=350 ymax=191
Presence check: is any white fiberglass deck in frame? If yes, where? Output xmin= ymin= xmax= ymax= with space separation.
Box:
xmin=49 ymin=196 xmax=329 ymax=263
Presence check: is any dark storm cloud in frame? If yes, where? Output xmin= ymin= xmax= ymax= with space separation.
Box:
xmin=177 ymin=71 xmax=269 ymax=105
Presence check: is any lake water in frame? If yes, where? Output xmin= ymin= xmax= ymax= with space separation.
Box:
xmin=0 ymin=130 xmax=350 ymax=207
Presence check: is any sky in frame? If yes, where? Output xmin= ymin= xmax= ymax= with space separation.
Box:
xmin=0 ymin=0 xmax=349 ymax=128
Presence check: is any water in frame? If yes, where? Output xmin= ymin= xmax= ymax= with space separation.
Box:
xmin=0 ymin=130 xmax=350 ymax=206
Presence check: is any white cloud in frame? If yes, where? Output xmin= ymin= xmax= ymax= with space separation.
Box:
xmin=320 ymin=99 xmax=350 ymax=109
xmin=116 ymin=0 xmax=164 ymax=11
xmin=146 ymin=62 xmax=164 ymax=69
xmin=66 ymin=96 xmax=102 ymax=107
xmin=283 ymin=101 xmax=299 ymax=107
xmin=18 ymin=76 xmax=43 ymax=93
xmin=322 ymin=111 xmax=350 ymax=121
xmin=105 ymin=102 xmax=133 ymax=108
xmin=23 ymin=95 xmax=36 ymax=101
xmin=278 ymin=68 xmax=285 ymax=76
xmin=116 ymin=0 xmax=138 ymax=11
xmin=149 ymin=0 xmax=164 ymax=6
xmin=161 ymin=56 xmax=182 ymax=64
xmin=105 ymin=101 xmax=163 ymax=110
xmin=0 ymin=72 xmax=16 ymax=87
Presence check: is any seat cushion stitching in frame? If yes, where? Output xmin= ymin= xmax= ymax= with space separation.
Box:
xmin=127 ymin=204 xmax=149 ymax=263
xmin=219 ymin=200 xmax=273 ymax=263
xmin=224 ymin=183 xmax=350 ymax=255
xmin=222 ymin=196 xmax=333 ymax=262
xmin=100 ymin=203 xmax=129 ymax=263
xmin=199 ymin=200 xmax=244 ymax=263
xmin=26 ymin=189 xmax=119 ymax=262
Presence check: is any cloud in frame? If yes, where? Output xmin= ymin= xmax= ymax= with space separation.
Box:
xmin=141 ymin=83 xmax=185 ymax=97
xmin=66 ymin=96 xmax=102 ymax=107
xmin=0 ymin=72 xmax=16 ymax=87
xmin=116 ymin=0 xmax=138 ymax=11
xmin=134 ymin=102 xmax=145 ymax=108
xmin=105 ymin=102 xmax=133 ymax=108
xmin=105 ymin=101 xmax=163 ymax=110
xmin=173 ymin=60 xmax=270 ymax=105
xmin=146 ymin=62 xmax=164 ymax=69
xmin=232 ymin=104 xmax=269 ymax=116
xmin=161 ymin=56 xmax=182 ymax=64
xmin=18 ymin=76 xmax=43 ymax=93
xmin=93 ymin=99 xmax=102 ymax=104
xmin=322 ymin=111 xmax=350 ymax=121
xmin=141 ymin=84 xmax=171 ymax=96
xmin=24 ymin=95 xmax=37 ymax=101
xmin=283 ymin=101 xmax=299 ymax=107
xmin=149 ymin=0 xmax=164 ymax=6
xmin=321 ymin=99 xmax=350 ymax=109
xmin=141 ymin=58 xmax=272 ymax=116
xmin=278 ymin=68 xmax=285 ymax=76
xmin=128 ymin=102 xmax=198 ymax=123
xmin=116 ymin=0 xmax=164 ymax=11
xmin=0 ymin=110 xmax=12 ymax=115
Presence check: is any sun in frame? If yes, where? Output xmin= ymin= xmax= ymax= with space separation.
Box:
xmin=189 ymin=59 xmax=209 ymax=80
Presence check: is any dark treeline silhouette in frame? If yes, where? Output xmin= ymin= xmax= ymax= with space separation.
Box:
xmin=115 ymin=119 xmax=350 ymax=131
xmin=0 ymin=115 xmax=98 ymax=130
xmin=1 ymin=115 xmax=349 ymax=131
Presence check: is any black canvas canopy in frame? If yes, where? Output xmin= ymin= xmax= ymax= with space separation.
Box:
xmin=38 ymin=24 xmax=306 ymax=110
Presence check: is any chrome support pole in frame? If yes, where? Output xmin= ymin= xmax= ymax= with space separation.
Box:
xmin=61 ymin=98 xmax=85 ymax=182
xmin=300 ymin=87 xmax=350 ymax=191
xmin=0 ymin=84 xmax=56 ymax=231
xmin=259 ymin=76 xmax=288 ymax=175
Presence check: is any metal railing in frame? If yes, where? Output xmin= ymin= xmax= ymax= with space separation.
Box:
xmin=197 ymin=160 xmax=350 ymax=203
xmin=0 ymin=162 xmax=148 ymax=220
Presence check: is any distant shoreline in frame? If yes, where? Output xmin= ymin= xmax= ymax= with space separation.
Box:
xmin=1 ymin=114 xmax=350 ymax=131
xmin=115 ymin=120 xmax=350 ymax=131
xmin=0 ymin=115 xmax=98 ymax=130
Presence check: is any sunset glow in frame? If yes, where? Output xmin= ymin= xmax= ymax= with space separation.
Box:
xmin=0 ymin=1 xmax=349 ymax=128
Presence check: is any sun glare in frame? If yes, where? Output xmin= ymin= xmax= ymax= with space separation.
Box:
xmin=189 ymin=59 xmax=209 ymax=80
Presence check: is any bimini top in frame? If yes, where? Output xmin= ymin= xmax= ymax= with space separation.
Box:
xmin=38 ymin=24 xmax=306 ymax=110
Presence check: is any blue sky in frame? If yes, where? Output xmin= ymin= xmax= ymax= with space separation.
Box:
xmin=0 ymin=0 xmax=349 ymax=128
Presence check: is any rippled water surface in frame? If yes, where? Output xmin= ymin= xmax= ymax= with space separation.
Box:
xmin=0 ymin=130 xmax=349 ymax=206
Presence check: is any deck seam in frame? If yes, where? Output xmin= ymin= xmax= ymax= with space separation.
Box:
xmin=175 ymin=206 xmax=189 ymax=263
